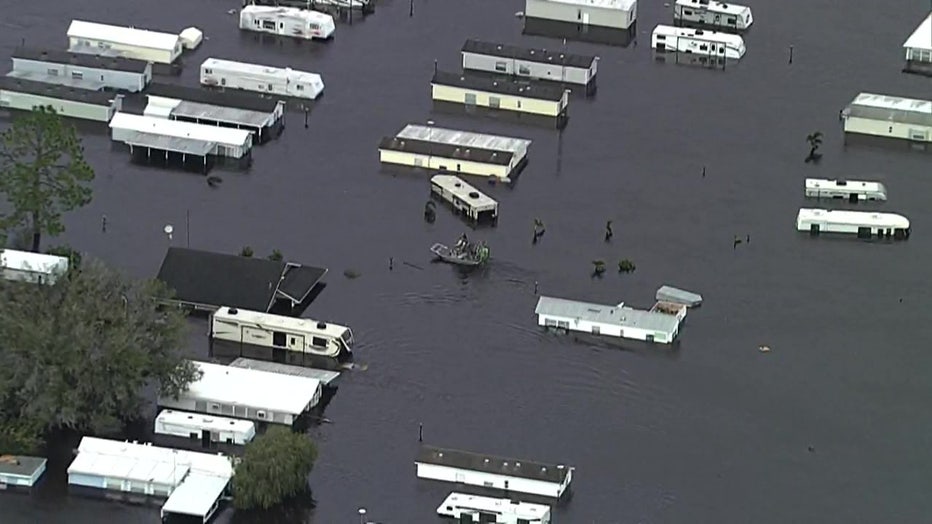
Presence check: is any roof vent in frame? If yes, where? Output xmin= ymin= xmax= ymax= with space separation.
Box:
xmin=317 ymin=322 xmax=327 ymax=329
xmin=228 ymin=308 xmax=239 ymax=314
xmin=468 ymin=192 xmax=479 ymax=199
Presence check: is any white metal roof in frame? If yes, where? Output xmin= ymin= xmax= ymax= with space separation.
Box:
xmin=849 ymin=92 xmax=932 ymax=115
xmin=397 ymin=124 xmax=532 ymax=154
xmin=535 ymin=296 xmax=682 ymax=334
xmin=156 ymin=409 xmax=256 ymax=434
xmin=201 ymin=58 xmax=323 ymax=87
xmin=539 ymin=0 xmax=636 ymax=10
xmin=903 ymin=12 xmax=932 ymax=51
xmin=67 ymin=20 xmax=180 ymax=52
xmin=652 ymin=24 xmax=746 ymax=46
xmin=805 ymin=178 xmax=886 ymax=194
xmin=797 ymin=208 xmax=910 ymax=229
xmin=179 ymin=27 xmax=203 ymax=50
xmin=438 ymin=492 xmax=551 ymax=519
xmin=212 ymin=306 xmax=351 ymax=339
xmin=675 ymin=0 xmax=750 ymax=16
xmin=110 ymin=112 xmax=252 ymax=147
xmin=177 ymin=360 xmax=321 ymax=415
xmin=161 ymin=474 xmax=229 ymax=518
xmin=0 ymin=249 xmax=69 ymax=275
xmin=430 ymin=175 xmax=498 ymax=211
xmin=229 ymin=358 xmax=341 ymax=386
xmin=145 ymin=95 xmax=273 ymax=128
xmin=67 ymin=437 xmax=232 ymax=484
xmin=241 ymin=4 xmax=334 ymax=23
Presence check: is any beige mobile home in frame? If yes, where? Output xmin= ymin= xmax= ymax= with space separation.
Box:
xmin=379 ymin=124 xmax=532 ymax=181
xmin=842 ymin=92 xmax=932 ymax=146
xmin=0 ymin=77 xmax=122 ymax=122
xmin=525 ymin=0 xmax=637 ymax=30
xmin=67 ymin=20 xmax=183 ymax=64
xmin=431 ymin=71 xmax=569 ymax=124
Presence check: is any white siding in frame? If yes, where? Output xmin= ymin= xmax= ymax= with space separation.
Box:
xmin=537 ymin=312 xmax=670 ymax=342
xmin=0 ymin=90 xmax=119 ymax=122
xmin=200 ymin=58 xmax=324 ymax=100
xmin=10 ymin=58 xmax=150 ymax=92
xmin=67 ymin=20 xmax=183 ymax=64
xmin=525 ymin=0 xmax=637 ymax=29
xmin=461 ymin=52 xmax=594 ymax=86
xmin=416 ymin=463 xmax=568 ymax=498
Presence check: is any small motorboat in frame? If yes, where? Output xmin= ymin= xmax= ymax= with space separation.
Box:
xmin=431 ymin=236 xmax=490 ymax=267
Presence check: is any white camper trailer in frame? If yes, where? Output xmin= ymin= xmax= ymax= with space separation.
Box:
xmin=804 ymin=178 xmax=887 ymax=202
xmin=437 ymin=492 xmax=552 ymax=524
xmin=200 ymin=58 xmax=324 ymax=100
xmin=796 ymin=208 xmax=910 ymax=239
xmin=673 ymin=0 xmax=753 ymax=31
xmin=651 ymin=25 xmax=746 ymax=59
xmin=239 ymin=5 xmax=335 ymax=40
xmin=210 ymin=306 xmax=354 ymax=358
xmin=154 ymin=409 xmax=256 ymax=445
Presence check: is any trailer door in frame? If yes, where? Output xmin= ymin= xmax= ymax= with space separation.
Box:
xmin=288 ymin=334 xmax=305 ymax=351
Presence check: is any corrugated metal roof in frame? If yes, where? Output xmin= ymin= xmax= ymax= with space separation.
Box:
xmin=397 ymin=124 xmax=531 ymax=154
xmin=121 ymin=131 xmax=216 ymax=156
xmin=535 ymin=295 xmax=681 ymax=334
xmin=461 ymin=39 xmax=597 ymax=68
xmin=845 ymin=92 xmax=932 ymax=127
xmin=416 ymin=445 xmax=571 ymax=483
xmin=229 ymin=358 xmax=341 ymax=386
xmin=173 ymin=100 xmax=272 ymax=128
xmin=161 ymin=474 xmax=229 ymax=518
xmin=110 ymin=113 xmax=252 ymax=147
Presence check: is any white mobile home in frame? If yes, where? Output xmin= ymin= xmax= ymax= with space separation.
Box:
xmin=673 ymin=0 xmax=753 ymax=31
xmin=525 ymin=0 xmax=637 ymax=30
xmin=437 ymin=492 xmax=552 ymax=524
xmin=535 ymin=295 xmax=686 ymax=344
xmin=0 ymin=76 xmax=123 ymax=122
xmin=157 ymin=360 xmax=323 ymax=425
xmin=430 ymin=174 xmax=499 ymax=224
xmin=0 ymin=249 xmax=69 ymax=285
xmin=109 ymin=112 xmax=254 ymax=160
xmin=155 ymin=410 xmax=257 ymax=446
xmin=416 ymin=445 xmax=574 ymax=499
xmin=239 ymin=5 xmax=335 ymax=40
xmin=201 ymin=58 xmax=324 ymax=100
xmin=67 ymin=20 xmax=183 ymax=65
xmin=796 ymin=208 xmax=910 ymax=240
xmin=461 ymin=39 xmax=598 ymax=95
xmin=10 ymin=48 xmax=151 ymax=92
xmin=67 ymin=436 xmax=233 ymax=523
xmin=0 ymin=456 xmax=47 ymax=488
xmin=209 ymin=306 xmax=354 ymax=359
xmin=431 ymin=70 xmax=569 ymax=123
xmin=651 ymin=25 xmax=746 ymax=59
xmin=903 ymin=12 xmax=932 ymax=75
xmin=842 ymin=92 xmax=932 ymax=145
xmin=379 ymin=124 xmax=532 ymax=181
xmin=804 ymin=178 xmax=887 ymax=202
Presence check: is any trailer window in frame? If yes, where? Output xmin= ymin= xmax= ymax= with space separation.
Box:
xmin=296 ymin=84 xmax=304 ymax=91
xmin=494 ymin=61 xmax=507 ymax=72
xmin=518 ymin=65 xmax=530 ymax=75
xmin=256 ymin=410 xmax=267 ymax=419
xmin=312 ymin=336 xmax=328 ymax=348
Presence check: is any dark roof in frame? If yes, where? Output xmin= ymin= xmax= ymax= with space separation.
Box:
xmin=416 ymin=446 xmax=571 ymax=484
xmin=147 ymin=83 xmax=283 ymax=113
xmin=12 ymin=47 xmax=150 ymax=74
xmin=0 ymin=456 xmax=47 ymax=478
xmin=0 ymin=76 xmax=118 ymax=105
xmin=278 ymin=264 xmax=328 ymax=303
xmin=378 ymin=137 xmax=514 ymax=166
xmin=432 ymin=70 xmax=565 ymax=101
xmin=462 ymin=39 xmax=597 ymax=69
xmin=156 ymin=247 xmax=326 ymax=312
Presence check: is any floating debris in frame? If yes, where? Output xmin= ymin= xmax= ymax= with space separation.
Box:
xmin=758 ymin=345 xmax=771 ymax=353
xmin=618 ymin=259 xmax=636 ymax=273
xmin=343 ymin=269 xmax=361 ymax=279
xmin=656 ymin=285 xmax=702 ymax=307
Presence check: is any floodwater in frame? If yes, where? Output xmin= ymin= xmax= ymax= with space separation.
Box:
xmin=3 ymin=0 xmax=932 ymax=522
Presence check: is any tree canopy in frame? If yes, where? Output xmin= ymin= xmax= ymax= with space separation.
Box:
xmin=232 ymin=426 xmax=318 ymax=510
xmin=0 ymin=255 xmax=200 ymax=451
xmin=0 ymin=106 xmax=94 ymax=251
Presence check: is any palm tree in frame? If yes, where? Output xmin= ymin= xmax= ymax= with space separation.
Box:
xmin=592 ymin=260 xmax=606 ymax=277
xmin=805 ymin=131 xmax=823 ymax=163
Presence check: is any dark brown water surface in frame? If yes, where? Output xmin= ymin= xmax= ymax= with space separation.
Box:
xmin=2 ymin=0 xmax=932 ymax=522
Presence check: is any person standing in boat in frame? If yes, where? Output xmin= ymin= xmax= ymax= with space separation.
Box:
xmin=456 ymin=233 xmax=469 ymax=252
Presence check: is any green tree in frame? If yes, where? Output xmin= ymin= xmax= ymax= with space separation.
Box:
xmin=0 ymin=106 xmax=94 ymax=251
xmin=0 ymin=256 xmax=200 ymax=441
xmin=268 ymin=249 xmax=283 ymax=262
xmin=233 ymin=426 xmax=318 ymax=510
xmin=240 ymin=246 xmax=254 ymax=257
